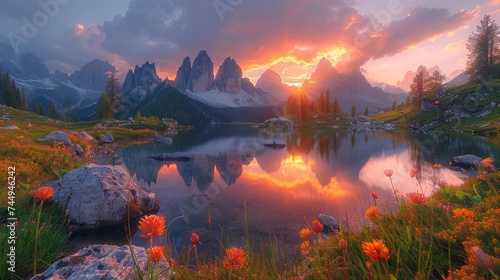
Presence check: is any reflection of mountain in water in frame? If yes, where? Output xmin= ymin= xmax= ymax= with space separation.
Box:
xmin=120 ymin=125 xmax=500 ymax=190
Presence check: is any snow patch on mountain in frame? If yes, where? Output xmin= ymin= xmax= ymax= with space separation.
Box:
xmin=184 ymin=89 xmax=272 ymax=108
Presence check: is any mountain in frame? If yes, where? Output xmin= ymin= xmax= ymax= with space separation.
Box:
xmin=215 ymin=57 xmax=242 ymax=93
xmin=122 ymin=61 xmax=162 ymax=105
xmin=444 ymin=72 xmax=470 ymax=87
xmin=175 ymin=57 xmax=191 ymax=92
xmin=369 ymin=81 xmax=406 ymax=94
xmin=69 ymin=59 xmax=116 ymax=91
xmin=186 ymin=50 xmax=215 ymax=92
xmin=396 ymin=70 xmax=415 ymax=91
xmin=255 ymin=69 xmax=295 ymax=101
xmin=0 ymin=43 xmax=108 ymax=119
xmin=301 ymin=58 xmax=407 ymax=113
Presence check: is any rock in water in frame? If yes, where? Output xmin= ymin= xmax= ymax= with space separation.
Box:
xmin=46 ymin=164 xmax=159 ymax=230
xmin=318 ymin=212 xmax=340 ymax=233
xmin=43 ymin=131 xmax=71 ymax=145
xmin=100 ymin=133 xmax=114 ymax=144
xmin=450 ymin=154 xmax=482 ymax=169
xmin=31 ymin=245 xmax=171 ymax=280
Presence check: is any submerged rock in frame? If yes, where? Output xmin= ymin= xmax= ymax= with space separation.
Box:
xmin=318 ymin=212 xmax=340 ymax=233
xmin=46 ymin=164 xmax=159 ymax=230
xmin=31 ymin=244 xmax=171 ymax=280
xmin=450 ymin=154 xmax=483 ymax=169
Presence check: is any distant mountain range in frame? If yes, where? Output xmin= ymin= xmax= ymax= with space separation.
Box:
xmin=0 ymin=42 xmax=416 ymax=122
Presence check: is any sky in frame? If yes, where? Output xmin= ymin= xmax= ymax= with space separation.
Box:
xmin=0 ymin=0 xmax=499 ymax=86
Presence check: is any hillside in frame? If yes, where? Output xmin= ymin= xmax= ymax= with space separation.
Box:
xmin=374 ymin=79 xmax=500 ymax=138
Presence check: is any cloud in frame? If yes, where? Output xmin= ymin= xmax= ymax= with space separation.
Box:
xmin=444 ymin=40 xmax=464 ymax=51
xmin=335 ymin=7 xmax=478 ymax=73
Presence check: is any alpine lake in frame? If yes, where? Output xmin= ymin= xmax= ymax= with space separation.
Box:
xmin=69 ymin=124 xmax=500 ymax=259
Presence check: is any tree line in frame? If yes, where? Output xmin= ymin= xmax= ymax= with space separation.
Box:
xmin=0 ymin=69 xmax=27 ymax=111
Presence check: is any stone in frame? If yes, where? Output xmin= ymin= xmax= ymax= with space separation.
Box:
xmin=43 ymin=131 xmax=71 ymax=145
xmin=100 ymin=133 xmax=114 ymax=144
xmin=31 ymin=244 xmax=171 ymax=280
xmin=152 ymin=137 xmax=173 ymax=145
xmin=450 ymin=154 xmax=483 ymax=169
xmin=45 ymin=164 xmax=159 ymax=230
xmin=187 ymin=50 xmax=214 ymax=92
xmin=72 ymin=144 xmax=85 ymax=156
xmin=175 ymin=56 xmax=192 ymax=92
xmin=318 ymin=212 xmax=340 ymax=233
xmin=71 ymin=131 xmax=95 ymax=142
xmin=0 ymin=114 xmax=9 ymax=120
xmin=0 ymin=125 xmax=19 ymax=130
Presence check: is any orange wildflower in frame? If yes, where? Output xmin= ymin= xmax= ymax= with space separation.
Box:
xmin=138 ymin=214 xmax=165 ymax=238
xmin=338 ymin=239 xmax=348 ymax=251
xmin=362 ymin=239 xmax=390 ymax=262
xmin=299 ymin=228 xmax=312 ymax=239
xmin=169 ymin=258 xmax=177 ymax=267
xmin=383 ymin=169 xmax=393 ymax=177
xmin=223 ymin=247 xmax=246 ymax=269
xmin=30 ymin=186 xmax=54 ymax=201
xmin=365 ymin=206 xmax=379 ymax=219
xmin=481 ymin=157 xmax=494 ymax=165
xmin=311 ymin=219 xmax=323 ymax=233
xmin=406 ymin=192 xmax=427 ymax=204
xmin=148 ymin=246 xmax=164 ymax=263
xmin=190 ymin=232 xmax=200 ymax=245
xmin=300 ymin=241 xmax=310 ymax=251
xmin=432 ymin=164 xmax=442 ymax=169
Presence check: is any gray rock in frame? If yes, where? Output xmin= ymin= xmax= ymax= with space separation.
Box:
xmin=450 ymin=154 xmax=483 ymax=169
xmin=0 ymin=114 xmax=9 ymax=120
xmin=71 ymin=131 xmax=95 ymax=142
xmin=187 ymin=50 xmax=214 ymax=92
xmin=175 ymin=56 xmax=191 ymax=92
xmin=72 ymin=144 xmax=85 ymax=156
xmin=31 ymin=244 xmax=171 ymax=280
xmin=0 ymin=125 xmax=19 ymax=130
xmin=318 ymin=212 xmax=340 ymax=233
xmin=152 ymin=137 xmax=173 ymax=145
xmin=43 ymin=131 xmax=71 ymax=145
xmin=46 ymin=164 xmax=159 ymax=230
xmin=215 ymin=57 xmax=243 ymax=93
xmin=100 ymin=133 xmax=114 ymax=144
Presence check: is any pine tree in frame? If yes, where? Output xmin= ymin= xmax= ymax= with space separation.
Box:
xmin=96 ymin=93 xmax=113 ymax=120
xmin=48 ymin=102 xmax=60 ymax=119
xmin=103 ymin=72 xmax=122 ymax=116
xmin=391 ymin=100 xmax=397 ymax=110
xmin=364 ymin=106 xmax=369 ymax=116
xmin=410 ymin=66 xmax=429 ymax=111
xmin=332 ymin=96 xmax=341 ymax=115
xmin=351 ymin=104 xmax=356 ymax=117
xmin=324 ymin=90 xmax=331 ymax=114
xmin=466 ymin=15 xmax=499 ymax=80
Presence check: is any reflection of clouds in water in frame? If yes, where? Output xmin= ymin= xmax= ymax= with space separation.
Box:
xmin=359 ymin=149 xmax=464 ymax=196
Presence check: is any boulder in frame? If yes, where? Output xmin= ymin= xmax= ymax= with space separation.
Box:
xmin=31 ymin=245 xmax=171 ymax=280
xmin=450 ymin=154 xmax=483 ymax=169
xmin=43 ymin=131 xmax=71 ymax=145
xmin=71 ymin=131 xmax=95 ymax=142
xmin=318 ymin=212 xmax=340 ymax=233
xmin=0 ymin=125 xmax=19 ymax=130
xmin=46 ymin=164 xmax=159 ymax=230
xmin=100 ymin=133 xmax=114 ymax=144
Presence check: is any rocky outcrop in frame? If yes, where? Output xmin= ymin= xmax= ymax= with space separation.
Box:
xmin=175 ymin=56 xmax=191 ymax=92
xmin=318 ymin=212 xmax=340 ymax=233
xmin=187 ymin=50 xmax=214 ymax=92
xmin=215 ymin=57 xmax=242 ymax=93
xmin=122 ymin=62 xmax=162 ymax=104
xmin=31 ymin=244 xmax=171 ymax=280
xmin=69 ymin=59 xmax=117 ymax=91
xmin=46 ymin=164 xmax=159 ymax=230
xmin=20 ymin=52 xmax=50 ymax=79
xmin=52 ymin=70 xmax=69 ymax=83
xmin=71 ymin=131 xmax=95 ymax=142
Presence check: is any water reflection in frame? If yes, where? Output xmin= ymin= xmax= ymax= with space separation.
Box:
xmin=119 ymin=125 xmax=500 ymax=255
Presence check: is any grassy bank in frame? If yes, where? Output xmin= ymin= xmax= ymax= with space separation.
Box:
xmin=0 ymin=105 xmax=163 ymax=277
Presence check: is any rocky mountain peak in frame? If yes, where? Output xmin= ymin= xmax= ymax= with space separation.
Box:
xmin=187 ymin=50 xmax=214 ymax=92
xmin=122 ymin=61 xmax=162 ymax=103
xmin=309 ymin=57 xmax=338 ymax=83
xmin=215 ymin=57 xmax=243 ymax=93
xmin=175 ymin=56 xmax=191 ymax=92
xmin=69 ymin=59 xmax=116 ymax=91
xmin=255 ymin=69 xmax=294 ymax=101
